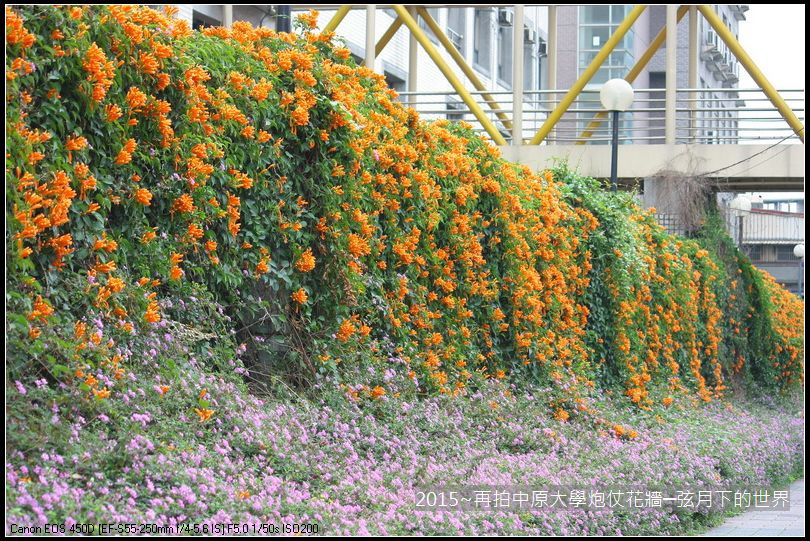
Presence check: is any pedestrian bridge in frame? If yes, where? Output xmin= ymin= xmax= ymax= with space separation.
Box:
xmin=499 ymin=143 xmax=804 ymax=192
xmin=319 ymin=5 xmax=804 ymax=192
xmin=407 ymin=85 xmax=804 ymax=192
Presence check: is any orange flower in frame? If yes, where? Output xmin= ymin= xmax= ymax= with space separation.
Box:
xmin=291 ymin=288 xmax=308 ymax=304
xmin=336 ymin=318 xmax=355 ymax=342
xmin=105 ymin=104 xmax=123 ymax=122
xmin=141 ymin=230 xmax=157 ymax=244
xmin=126 ymin=86 xmax=148 ymax=110
xmin=138 ymin=52 xmax=159 ymax=75
xmin=134 ymin=188 xmax=152 ymax=206
xmin=662 ymin=396 xmax=674 ymax=407
xmin=93 ymin=235 xmax=118 ymax=253
xmin=93 ymin=388 xmax=111 ymax=399
xmin=187 ymin=222 xmax=204 ymax=242
xmin=144 ymin=303 xmax=161 ymax=324
xmin=296 ymin=9 xmax=320 ymax=29
xmin=347 ymin=233 xmax=371 ymax=258
xmin=295 ymin=248 xmax=316 ymax=273
xmin=172 ymin=193 xmax=195 ymax=214
xmin=290 ymin=105 xmax=309 ymax=126
xmin=115 ymin=138 xmax=136 ymax=165
xmin=170 ymin=266 xmax=184 ymax=281
xmin=370 ymin=385 xmax=386 ymax=399
xmin=65 ymin=136 xmax=88 ymax=151
xmin=194 ymin=408 xmax=214 ymax=422
xmin=28 ymin=296 xmax=54 ymax=322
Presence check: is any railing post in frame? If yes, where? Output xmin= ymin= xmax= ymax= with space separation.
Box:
xmin=365 ymin=5 xmax=376 ymax=69
xmin=688 ymin=6 xmax=699 ymax=143
xmin=548 ymin=5 xmax=557 ymax=144
xmin=222 ymin=5 xmax=233 ymax=28
xmin=512 ymin=5 xmax=524 ymax=145
xmin=665 ymin=5 xmax=677 ymax=144
xmin=407 ymin=6 xmax=417 ymax=107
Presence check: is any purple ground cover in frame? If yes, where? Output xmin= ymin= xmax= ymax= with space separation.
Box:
xmin=6 ymin=362 xmax=804 ymax=535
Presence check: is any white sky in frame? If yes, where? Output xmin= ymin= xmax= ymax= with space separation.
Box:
xmin=738 ymin=4 xmax=805 ymax=89
xmin=738 ymin=5 xmax=804 ymax=201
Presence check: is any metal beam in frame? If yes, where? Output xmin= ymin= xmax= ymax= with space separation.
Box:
xmin=393 ymin=5 xmax=507 ymax=145
xmin=697 ymin=5 xmax=804 ymax=143
xmin=576 ymin=6 xmax=687 ymax=144
xmin=529 ymin=5 xmax=647 ymax=145
xmin=322 ymin=5 xmax=351 ymax=34
xmin=376 ymin=17 xmax=402 ymax=56
xmin=416 ymin=6 xmax=512 ymax=131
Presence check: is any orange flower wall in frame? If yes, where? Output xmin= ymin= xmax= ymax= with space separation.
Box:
xmin=5 ymin=6 xmax=803 ymax=410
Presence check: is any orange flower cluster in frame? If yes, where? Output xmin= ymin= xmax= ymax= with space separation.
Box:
xmin=291 ymin=288 xmax=308 ymax=305
xmin=82 ymin=42 xmax=116 ymax=102
xmin=295 ymin=248 xmax=316 ymax=273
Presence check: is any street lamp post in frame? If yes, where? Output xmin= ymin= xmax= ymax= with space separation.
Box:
xmin=729 ymin=194 xmax=752 ymax=249
xmin=600 ymin=79 xmax=634 ymax=192
xmin=794 ymin=243 xmax=805 ymax=298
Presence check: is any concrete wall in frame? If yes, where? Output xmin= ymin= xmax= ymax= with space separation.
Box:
xmin=499 ymin=144 xmax=804 ymax=191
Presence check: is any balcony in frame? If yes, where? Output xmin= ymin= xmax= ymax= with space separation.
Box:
xmin=729 ymin=5 xmax=750 ymax=21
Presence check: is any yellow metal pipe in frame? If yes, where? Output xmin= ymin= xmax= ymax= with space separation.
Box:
xmin=529 ymin=5 xmax=647 ymax=145
xmin=392 ymin=5 xmax=507 ymax=145
xmin=576 ymin=6 xmax=687 ymax=144
xmin=416 ymin=7 xmax=512 ymax=131
xmin=376 ymin=17 xmax=402 ymax=56
xmin=323 ymin=5 xmax=351 ymax=34
xmin=698 ymin=5 xmax=804 ymax=142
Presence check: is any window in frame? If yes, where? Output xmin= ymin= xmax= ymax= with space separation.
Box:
xmin=192 ymin=10 xmax=221 ymax=30
xmin=384 ymin=71 xmax=406 ymax=98
xmin=581 ymin=6 xmax=610 ymax=24
xmin=446 ymin=8 xmax=466 ymax=53
xmin=777 ymin=245 xmax=798 ymax=261
xmin=446 ymin=98 xmax=466 ymax=122
xmin=497 ymin=25 xmax=513 ymax=87
xmin=577 ymin=6 xmax=635 ymax=81
xmin=524 ymin=40 xmax=537 ymax=91
xmin=746 ymin=245 xmax=763 ymax=261
xmin=473 ymin=8 xmax=492 ymax=76
xmin=419 ymin=7 xmax=440 ymax=43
